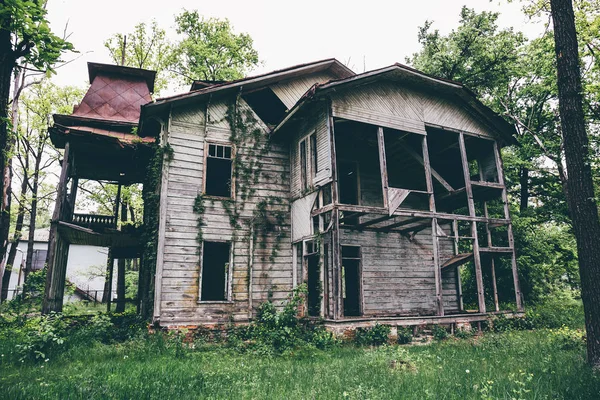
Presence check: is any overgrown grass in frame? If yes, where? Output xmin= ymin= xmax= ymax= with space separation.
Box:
xmin=1 ymin=329 xmax=598 ymax=399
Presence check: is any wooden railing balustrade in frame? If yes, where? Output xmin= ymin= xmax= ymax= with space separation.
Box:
xmin=71 ymin=213 xmax=116 ymax=229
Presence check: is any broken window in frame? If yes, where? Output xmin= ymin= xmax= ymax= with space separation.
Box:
xmin=341 ymin=245 xmax=361 ymax=316
xmin=200 ymin=241 xmax=230 ymax=301
xmin=300 ymin=132 xmax=317 ymax=191
xmin=300 ymin=138 xmax=308 ymax=190
xmin=304 ymin=240 xmax=320 ymax=317
xmin=205 ymin=143 xmax=233 ymax=197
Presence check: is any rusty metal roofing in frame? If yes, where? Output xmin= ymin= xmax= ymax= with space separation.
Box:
xmin=73 ymin=63 xmax=155 ymax=123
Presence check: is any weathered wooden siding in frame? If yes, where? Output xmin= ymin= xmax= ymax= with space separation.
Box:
xmin=339 ymin=228 xmax=458 ymax=316
xmin=158 ymin=98 xmax=292 ymax=326
xmin=330 ymin=81 xmax=492 ymax=138
xmin=272 ymin=71 xmax=338 ymax=109
xmin=289 ymin=106 xmax=331 ymax=200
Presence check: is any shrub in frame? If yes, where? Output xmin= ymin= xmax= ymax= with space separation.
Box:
xmin=354 ymin=324 xmax=391 ymax=346
xmin=432 ymin=325 xmax=449 ymax=341
xmin=454 ymin=328 xmax=473 ymax=339
xmin=16 ymin=313 xmax=67 ymax=363
xmin=396 ymin=327 xmax=413 ymax=344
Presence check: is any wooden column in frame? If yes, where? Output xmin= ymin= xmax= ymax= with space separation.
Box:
xmin=377 ymin=127 xmax=389 ymax=209
xmin=458 ymin=133 xmax=486 ymax=313
xmin=42 ymin=142 xmax=71 ymax=314
xmin=484 ymin=202 xmax=500 ymax=312
xmin=422 ymin=136 xmax=444 ymax=316
xmin=68 ymin=177 xmax=78 ymax=221
xmin=493 ymin=142 xmax=523 ymax=311
xmin=328 ymin=103 xmax=342 ymax=319
xmin=452 ymin=220 xmax=464 ymax=311
xmin=115 ymin=200 xmax=128 ymax=313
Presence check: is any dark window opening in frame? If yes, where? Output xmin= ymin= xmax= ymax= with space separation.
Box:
xmin=307 ymin=254 xmax=320 ymax=317
xmin=205 ymin=143 xmax=233 ymax=197
xmin=310 ymin=132 xmax=317 ymax=179
xmin=300 ymin=139 xmax=308 ymax=190
xmin=338 ymin=160 xmax=359 ymax=205
xmin=242 ymin=88 xmax=288 ymax=126
xmin=200 ymin=241 xmax=230 ymax=301
xmin=342 ymin=245 xmax=361 ymax=316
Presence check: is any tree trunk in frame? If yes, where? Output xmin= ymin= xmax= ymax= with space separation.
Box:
xmin=550 ymin=0 xmax=600 ymax=368
xmin=1 ymin=170 xmax=28 ymax=301
xmin=0 ymin=27 xmax=15 ymax=281
xmin=519 ymin=166 xmax=529 ymax=213
xmin=24 ymin=155 xmax=41 ymax=282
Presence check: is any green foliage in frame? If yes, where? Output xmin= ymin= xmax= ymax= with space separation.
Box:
xmin=0 ymin=0 xmax=74 ymax=71
xmin=396 ymin=327 xmax=414 ymax=345
xmin=432 ymin=325 xmax=449 ymax=341
xmin=227 ymin=285 xmax=338 ymax=354
xmin=354 ymin=324 xmax=391 ymax=346
xmin=104 ymin=19 xmax=173 ymax=94
xmin=170 ymin=10 xmax=259 ymax=83
xmin=5 ymin=329 xmax=599 ymax=399
xmin=454 ymin=328 xmax=474 ymax=340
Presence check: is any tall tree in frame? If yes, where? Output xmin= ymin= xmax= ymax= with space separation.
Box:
xmin=550 ymin=0 xmax=600 ymax=367
xmin=17 ymin=82 xmax=82 ymax=281
xmin=104 ymin=20 xmax=173 ymax=94
xmin=170 ymin=10 xmax=259 ymax=83
xmin=0 ymin=0 xmax=73 ymax=274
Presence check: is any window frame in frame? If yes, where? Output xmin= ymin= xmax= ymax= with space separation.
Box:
xmin=197 ymin=240 xmax=234 ymax=303
xmin=203 ymin=140 xmax=235 ymax=199
xmin=299 ymin=130 xmax=317 ymax=191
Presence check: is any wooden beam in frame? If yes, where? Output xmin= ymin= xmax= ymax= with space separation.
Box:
xmin=494 ymin=142 xmax=523 ymax=311
xmin=42 ymin=142 xmax=71 ymax=314
xmin=377 ymin=127 xmax=389 ymax=210
xmin=397 ymin=138 xmax=454 ymax=192
xmin=459 ymin=132 xmax=486 ymax=314
xmin=453 ymin=220 xmax=464 ymax=312
xmin=381 ymin=216 xmax=428 ymax=231
xmin=441 ymin=252 xmax=474 ymax=269
xmin=483 ymin=201 xmax=500 ymax=312
xmin=328 ymin=103 xmax=343 ymax=320
xmin=356 ymin=214 xmax=395 ymax=229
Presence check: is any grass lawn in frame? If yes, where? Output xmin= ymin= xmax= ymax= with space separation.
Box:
xmin=1 ymin=329 xmax=599 ymax=399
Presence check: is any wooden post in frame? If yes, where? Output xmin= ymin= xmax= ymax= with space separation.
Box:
xmin=328 ymin=103 xmax=342 ymax=319
xmin=114 ymin=184 xmax=122 ymax=228
xmin=458 ymin=133 xmax=486 ymax=313
xmin=68 ymin=177 xmax=78 ymax=221
xmin=493 ymin=142 xmax=523 ymax=311
xmin=42 ymin=142 xmax=71 ymax=314
xmin=483 ymin=202 xmax=500 ymax=312
xmin=377 ymin=127 xmax=389 ymax=209
xmin=422 ymin=136 xmax=444 ymax=316
xmin=115 ymin=200 xmax=128 ymax=313
xmin=248 ymin=225 xmax=254 ymax=319
xmin=452 ymin=220 xmax=464 ymax=311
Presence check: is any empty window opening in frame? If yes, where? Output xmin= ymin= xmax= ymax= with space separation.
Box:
xmin=310 ymin=132 xmax=317 ymax=179
xmin=200 ymin=241 xmax=230 ymax=301
xmin=425 ymin=128 xmax=466 ymax=191
xmin=242 ymin=88 xmax=287 ymax=126
xmin=464 ymin=136 xmax=499 ymax=183
xmin=304 ymin=240 xmax=320 ymax=317
xmin=300 ymin=138 xmax=308 ymax=190
xmin=384 ymin=128 xmax=428 ymax=192
xmin=341 ymin=246 xmax=361 ymax=317
xmin=32 ymin=249 xmax=47 ymax=271
xmin=338 ymin=160 xmax=359 ymax=205
xmin=334 ymin=120 xmax=383 ymax=207
xmin=205 ymin=143 xmax=233 ymax=198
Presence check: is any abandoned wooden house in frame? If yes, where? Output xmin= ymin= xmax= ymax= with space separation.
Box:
xmin=43 ymin=58 xmax=523 ymax=330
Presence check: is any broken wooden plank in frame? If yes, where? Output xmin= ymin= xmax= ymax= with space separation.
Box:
xmin=441 ymin=253 xmax=474 ymax=270
xmin=387 ymin=188 xmax=411 ymax=216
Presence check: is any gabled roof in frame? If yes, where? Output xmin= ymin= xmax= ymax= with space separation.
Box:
xmin=273 ymin=63 xmax=518 ymax=146
xmin=142 ymin=58 xmax=355 ymax=114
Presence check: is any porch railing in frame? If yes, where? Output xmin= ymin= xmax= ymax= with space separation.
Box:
xmin=71 ymin=213 xmax=116 ymax=229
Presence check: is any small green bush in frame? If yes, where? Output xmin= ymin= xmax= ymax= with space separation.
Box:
xmin=396 ymin=327 xmax=413 ymax=344
xmin=454 ymin=328 xmax=473 ymax=339
xmin=432 ymin=325 xmax=449 ymax=341
xmin=354 ymin=323 xmax=391 ymax=346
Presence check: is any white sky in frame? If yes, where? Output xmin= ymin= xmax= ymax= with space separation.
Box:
xmin=46 ymin=0 xmax=544 ymax=90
